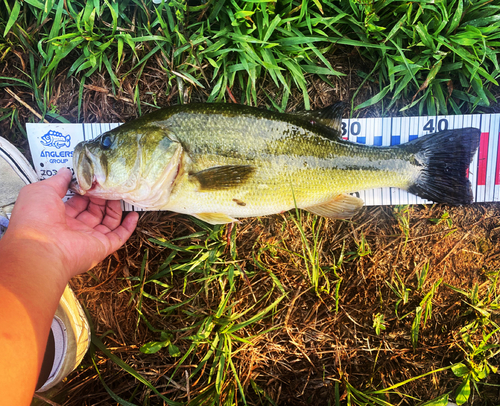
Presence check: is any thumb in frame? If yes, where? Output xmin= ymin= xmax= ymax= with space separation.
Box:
xmin=42 ymin=167 xmax=72 ymax=199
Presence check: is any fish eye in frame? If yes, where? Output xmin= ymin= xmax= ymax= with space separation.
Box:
xmin=101 ymin=134 xmax=114 ymax=149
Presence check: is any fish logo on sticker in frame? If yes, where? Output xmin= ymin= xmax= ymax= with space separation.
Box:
xmin=41 ymin=130 xmax=71 ymax=149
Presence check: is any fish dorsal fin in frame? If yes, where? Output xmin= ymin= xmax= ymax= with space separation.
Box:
xmin=305 ymin=193 xmax=364 ymax=219
xmin=191 ymin=165 xmax=256 ymax=191
xmin=194 ymin=212 xmax=237 ymax=224
xmin=294 ymin=102 xmax=345 ymax=138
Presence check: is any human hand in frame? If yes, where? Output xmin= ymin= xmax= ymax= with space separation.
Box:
xmin=4 ymin=168 xmax=139 ymax=280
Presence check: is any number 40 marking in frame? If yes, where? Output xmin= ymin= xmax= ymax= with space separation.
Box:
xmin=423 ymin=118 xmax=449 ymax=133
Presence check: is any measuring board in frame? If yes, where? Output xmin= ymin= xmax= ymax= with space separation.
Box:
xmin=26 ymin=113 xmax=500 ymax=211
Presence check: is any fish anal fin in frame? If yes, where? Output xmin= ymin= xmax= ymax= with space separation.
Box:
xmin=192 ymin=165 xmax=256 ymax=191
xmin=194 ymin=212 xmax=238 ymax=225
xmin=305 ymin=193 xmax=364 ymax=219
xmin=294 ymin=102 xmax=345 ymax=137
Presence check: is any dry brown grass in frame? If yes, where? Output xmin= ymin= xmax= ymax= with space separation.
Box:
xmin=34 ymin=203 xmax=499 ymax=405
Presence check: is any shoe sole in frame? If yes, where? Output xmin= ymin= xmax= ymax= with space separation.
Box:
xmin=0 ymin=137 xmax=38 ymax=185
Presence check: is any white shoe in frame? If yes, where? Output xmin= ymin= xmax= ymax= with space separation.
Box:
xmin=0 ymin=137 xmax=91 ymax=391
xmin=36 ymin=286 xmax=91 ymax=392
xmin=0 ymin=137 xmax=38 ymax=220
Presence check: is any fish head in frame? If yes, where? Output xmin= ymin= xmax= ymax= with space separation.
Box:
xmin=41 ymin=134 xmax=52 ymax=146
xmin=71 ymin=121 xmax=183 ymax=208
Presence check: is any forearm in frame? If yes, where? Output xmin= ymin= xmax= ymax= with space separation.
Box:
xmin=0 ymin=168 xmax=138 ymax=404
xmin=0 ymin=238 xmax=68 ymax=404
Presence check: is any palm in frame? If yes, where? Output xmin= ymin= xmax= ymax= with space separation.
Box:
xmin=8 ymin=169 xmax=138 ymax=278
xmin=61 ymin=195 xmax=137 ymax=271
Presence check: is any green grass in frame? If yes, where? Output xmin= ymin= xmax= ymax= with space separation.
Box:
xmin=24 ymin=207 xmax=500 ymax=405
xmin=393 ymin=205 xmax=411 ymax=249
xmin=114 ymin=221 xmax=287 ymax=405
xmin=386 ymin=270 xmax=410 ymax=319
xmin=1 ymin=0 xmax=499 ymax=127
xmin=343 ymin=364 xmax=456 ymax=406
xmin=411 ymin=277 xmax=443 ymax=348
xmin=345 ymin=0 xmax=500 ymax=114
xmin=288 ymin=211 xmax=331 ymax=296
xmin=445 ymin=271 xmax=500 ymax=405
xmin=344 ymin=276 xmax=500 ymax=406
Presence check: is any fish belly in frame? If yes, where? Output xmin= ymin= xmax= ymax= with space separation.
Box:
xmin=161 ymin=153 xmax=416 ymax=218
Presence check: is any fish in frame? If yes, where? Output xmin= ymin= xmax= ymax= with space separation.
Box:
xmin=70 ymin=103 xmax=481 ymax=225
xmin=41 ymin=130 xmax=71 ymax=149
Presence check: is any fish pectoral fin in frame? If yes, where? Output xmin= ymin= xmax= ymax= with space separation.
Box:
xmin=191 ymin=165 xmax=256 ymax=191
xmin=294 ymin=102 xmax=345 ymax=139
xmin=193 ymin=212 xmax=238 ymax=225
xmin=305 ymin=193 xmax=364 ymax=219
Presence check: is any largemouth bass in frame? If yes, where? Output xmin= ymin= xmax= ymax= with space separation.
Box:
xmin=71 ymin=103 xmax=480 ymax=224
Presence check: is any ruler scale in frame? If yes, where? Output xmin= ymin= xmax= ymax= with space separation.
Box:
xmin=398 ymin=117 xmax=408 ymax=204
xmin=26 ymin=113 xmax=500 ymax=211
xmin=477 ymin=116 xmax=490 ymax=203
xmin=407 ymin=117 xmax=418 ymax=205
xmin=486 ymin=115 xmax=499 ymax=203
xmin=467 ymin=115 xmax=479 ymax=200
xmin=371 ymin=117 xmax=383 ymax=205
xmin=495 ymin=119 xmax=500 ymax=202
xmin=416 ymin=115 xmax=430 ymax=205
xmin=389 ymin=117 xmax=399 ymax=205
xmin=381 ymin=117 xmax=392 ymax=205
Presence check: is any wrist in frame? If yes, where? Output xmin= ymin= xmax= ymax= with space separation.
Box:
xmin=0 ymin=231 xmax=69 ymax=288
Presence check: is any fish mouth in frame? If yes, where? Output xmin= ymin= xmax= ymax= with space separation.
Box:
xmin=69 ymin=179 xmax=83 ymax=194
xmin=71 ymin=144 xmax=96 ymax=195
xmin=69 ymin=175 xmax=99 ymax=195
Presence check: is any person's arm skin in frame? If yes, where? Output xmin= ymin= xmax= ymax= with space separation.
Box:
xmin=0 ymin=168 xmax=138 ymax=404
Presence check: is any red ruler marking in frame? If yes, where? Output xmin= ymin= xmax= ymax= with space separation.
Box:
xmin=477 ymin=132 xmax=489 ymax=186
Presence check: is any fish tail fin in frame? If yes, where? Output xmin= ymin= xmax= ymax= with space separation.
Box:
xmin=404 ymin=128 xmax=480 ymax=205
xmin=65 ymin=135 xmax=71 ymax=147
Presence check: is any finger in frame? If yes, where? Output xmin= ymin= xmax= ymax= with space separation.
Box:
xmin=123 ymin=211 xmax=140 ymax=232
xmin=65 ymin=195 xmax=91 ymax=218
xmin=75 ymin=201 xmax=106 ymax=228
xmin=94 ymin=210 xmax=138 ymax=236
xmin=94 ymin=211 xmax=139 ymax=254
xmin=88 ymin=196 xmax=108 ymax=206
xmin=109 ymin=212 xmax=139 ymax=246
xmin=101 ymin=200 xmax=123 ymax=231
xmin=42 ymin=167 xmax=72 ymax=199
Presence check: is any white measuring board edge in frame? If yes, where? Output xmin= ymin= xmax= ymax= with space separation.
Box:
xmin=26 ymin=113 xmax=500 ymax=211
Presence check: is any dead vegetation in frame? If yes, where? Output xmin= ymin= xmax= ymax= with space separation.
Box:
xmin=35 ymin=203 xmax=500 ymax=405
